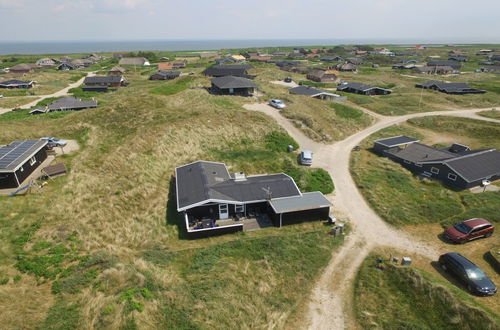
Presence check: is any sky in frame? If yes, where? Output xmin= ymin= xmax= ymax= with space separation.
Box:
xmin=1 ymin=0 xmax=500 ymax=43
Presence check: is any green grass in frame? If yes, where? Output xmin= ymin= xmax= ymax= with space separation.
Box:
xmin=38 ymin=299 xmax=81 ymax=330
xmin=149 ymin=76 xmax=194 ymax=96
xmin=354 ymin=253 xmax=499 ymax=329
xmin=350 ymin=118 xmax=500 ymax=226
xmin=329 ymin=102 xmax=363 ymax=119
xmin=478 ymin=110 xmax=500 ymax=120
xmin=144 ymin=229 xmax=344 ymax=329
xmin=407 ymin=116 xmax=500 ymax=149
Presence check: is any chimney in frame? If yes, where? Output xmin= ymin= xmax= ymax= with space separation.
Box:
xmin=234 ymin=172 xmax=247 ymax=181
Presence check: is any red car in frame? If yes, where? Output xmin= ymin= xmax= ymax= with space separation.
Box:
xmin=444 ymin=218 xmax=494 ymax=244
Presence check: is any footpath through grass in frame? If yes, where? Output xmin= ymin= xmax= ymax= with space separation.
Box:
xmin=354 ymin=253 xmax=499 ymax=329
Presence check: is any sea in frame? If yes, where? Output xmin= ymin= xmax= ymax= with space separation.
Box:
xmin=0 ymin=38 xmax=485 ymax=56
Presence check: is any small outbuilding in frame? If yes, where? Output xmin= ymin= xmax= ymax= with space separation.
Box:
xmin=149 ymin=71 xmax=181 ymax=80
xmin=306 ymin=69 xmax=338 ymax=83
xmin=108 ymin=66 xmax=126 ymax=75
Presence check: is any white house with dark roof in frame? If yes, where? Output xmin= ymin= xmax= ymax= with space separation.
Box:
xmin=175 ymin=161 xmax=332 ymax=238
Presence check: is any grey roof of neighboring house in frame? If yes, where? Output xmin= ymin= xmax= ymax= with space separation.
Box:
xmin=10 ymin=63 xmax=35 ymax=70
xmin=386 ymin=142 xmax=457 ymax=163
xmin=374 ymin=135 xmax=420 ymax=147
xmin=0 ymin=140 xmax=47 ymax=172
xmin=269 ymin=191 xmax=331 ymax=214
xmin=210 ymin=76 xmax=259 ymax=89
xmin=109 ymin=66 xmax=126 ymax=73
xmin=203 ymin=64 xmax=254 ymax=77
xmin=445 ymin=150 xmax=500 ymax=182
xmin=176 ymin=161 xmax=301 ymax=211
xmin=0 ymin=79 xmax=33 ymax=87
xmin=47 ymin=97 xmax=97 ymax=111
xmin=118 ymin=57 xmax=148 ymax=65
xmin=427 ymin=60 xmax=461 ymax=67
xmin=152 ymin=70 xmax=181 ymax=78
xmin=289 ymin=85 xmax=323 ymax=96
xmin=416 ymin=81 xmax=486 ymax=94
xmin=337 ymin=82 xmax=390 ymax=93
xmin=84 ymin=76 xmax=123 ymax=84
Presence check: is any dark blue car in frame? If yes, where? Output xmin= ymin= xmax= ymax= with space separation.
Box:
xmin=439 ymin=252 xmax=497 ymax=296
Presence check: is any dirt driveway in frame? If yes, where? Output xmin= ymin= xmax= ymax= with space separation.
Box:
xmin=244 ymin=102 xmax=500 ymax=329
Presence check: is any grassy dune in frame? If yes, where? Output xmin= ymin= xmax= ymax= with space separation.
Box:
xmin=354 ymin=253 xmax=499 ymax=329
xmin=0 ymin=70 xmax=341 ymax=328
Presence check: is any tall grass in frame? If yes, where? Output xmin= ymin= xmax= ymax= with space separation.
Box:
xmin=354 ymin=253 xmax=499 ymax=329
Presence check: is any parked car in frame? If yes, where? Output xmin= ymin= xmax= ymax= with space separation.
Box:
xmin=40 ymin=137 xmax=68 ymax=148
xmin=439 ymin=252 xmax=497 ymax=296
xmin=299 ymin=150 xmax=313 ymax=166
xmin=269 ymin=99 xmax=286 ymax=109
xmin=444 ymin=218 xmax=494 ymax=244
xmin=0 ymin=94 xmax=3 ymax=98
xmin=284 ymin=77 xmax=292 ymax=83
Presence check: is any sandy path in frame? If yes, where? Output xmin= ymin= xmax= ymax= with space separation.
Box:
xmin=0 ymin=72 xmax=95 ymax=115
xmin=244 ymin=102 xmax=500 ymax=329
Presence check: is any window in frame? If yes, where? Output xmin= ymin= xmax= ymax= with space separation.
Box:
xmin=431 ymin=167 xmax=439 ymax=174
xmin=448 ymin=173 xmax=457 ymax=181
xmin=415 ymin=163 xmax=422 ymax=167
xmin=235 ymin=204 xmax=245 ymax=213
xmin=29 ymin=156 xmax=36 ymax=166
xmin=403 ymin=160 xmax=411 ymax=164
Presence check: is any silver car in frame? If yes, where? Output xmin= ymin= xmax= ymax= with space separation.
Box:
xmin=269 ymin=99 xmax=286 ymax=109
xmin=299 ymin=150 xmax=313 ymax=166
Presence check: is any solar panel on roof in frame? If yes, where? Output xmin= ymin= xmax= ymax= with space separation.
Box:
xmin=0 ymin=140 xmax=47 ymax=171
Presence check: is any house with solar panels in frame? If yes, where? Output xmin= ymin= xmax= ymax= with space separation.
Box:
xmin=373 ymin=136 xmax=500 ymax=189
xmin=175 ymin=161 xmax=332 ymax=238
xmin=0 ymin=140 xmax=48 ymax=189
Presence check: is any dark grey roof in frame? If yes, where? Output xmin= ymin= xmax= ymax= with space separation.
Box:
xmin=269 ymin=192 xmax=331 ymax=214
xmin=176 ymin=161 xmax=301 ymax=211
xmin=416 ymin=81 xmax=486 ymax=94
xmin=210 ymin=76 xmax=259 ymax=89
xmin=374 ymin=135 xmax=419 ymax=147
xmin=47 ymin=97 xmax=97 ymax=111
xmin=427 ymin=60 xmax=461 ymax=67
xmin=84 ymin=76 xmax=123 ymax=84
xmin=337 ymin=82 xmax=390 ymax=93
xmin=445 ymin=150 xmax=500 ymax=182
xmin=203 ymin=64 xmax=254 ymax=78
xmin=289 ymin=85 xmax=323 ymax=96
xmin=153 ymin=71 xmax=181 ymax=77
xmin=0 ymin=80 xmax=33 ymax=87
xmin=0 ymin=140 xmax=47 ymax=172
xmin=386 ymin=143 xmax=457 ymax=163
